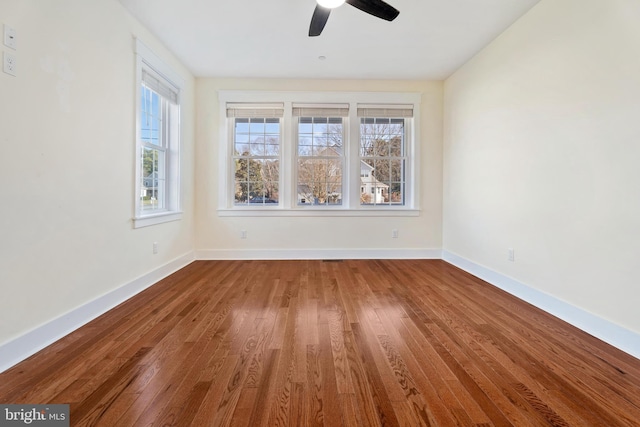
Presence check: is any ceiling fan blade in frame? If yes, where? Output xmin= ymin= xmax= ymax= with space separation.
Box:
xmin=345 ymin=0 xmax=399 ymax=21
xmin=309 ymin=5 xmax=331 ymax=37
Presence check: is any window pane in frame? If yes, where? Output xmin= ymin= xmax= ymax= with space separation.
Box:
xmin=265 ymin=142 xmax=279 ymax=156
xmin=234 ymin=159 xmax=249 ymax=204
xmin=235 ymin=133 xmax=250 ymax=144
xmin=390 ymin=136 xmax=402 ymax=156
xmin=390 ymin=182 xmax=404 ymax=204
xmin=328 ymin=184 xmax=342 ymax=205
xmin=141 ymin=147 xmax=165 ymax=211
xmin=249 ymin=138 xmax=265 ymax=156
xmin=326 ymin=159 xmax=342 ymax=182
xmin=248 ymin=182 xmax=264 ymax=201
xmin=298 ymin=158 xmax=315 ymax=183
xmin=265 ymin=134 xmax=280 ymax=155
xmin=298 ymin=144 xmax=312 ymax=156
xmin=141 ymin=87 xmax=162 ymax=147
xmin=249 ymin=183 xmax=279 ymax=204
xmin=249 ymin=120 xmax=266 ymax=133
xmin=312 ymin=136 xmax=329 ymax=155
xmin=360 ymin=136 xmax=374 ymax=156
xmin=235 ymin=119 xmax=250 ymax=133
xmin=375 ymin=140 xmax=390 ymax=157
xmin=265 ymin=120 xmax=279 ymax=134
xmin=260 ymin=160 xmax=280 ymax=199
xmin=313 ymin=122 xmax=328 ymax=134
xmin=390 ymin=159 xmax=404 ymax=182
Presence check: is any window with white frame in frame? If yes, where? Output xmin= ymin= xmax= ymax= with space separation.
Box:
xmin=358 ymin=105 xmax=412 ymax=206
xmin=218 ymin=91 xmax=420 ymax=216
xmin=134 ymin=40 xmax=183 ymax=228
xmin=294 ymin=104 xmax=348 ymax=206
xmin=228 ymin=104 xmax=283 ymax=206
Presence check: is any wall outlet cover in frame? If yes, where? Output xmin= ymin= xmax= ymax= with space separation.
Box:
xmin=3 ymin=51 xmax=16 ymax=76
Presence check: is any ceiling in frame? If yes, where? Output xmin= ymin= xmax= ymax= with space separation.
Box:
xmin=118 ymin=0 xmax=541 ymax=80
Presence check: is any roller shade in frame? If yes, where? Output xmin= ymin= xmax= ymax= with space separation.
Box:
xmin=226 ymin=103 xmax=285 ymax=118
xmin=357 ymin=104 xmax=413 ymax=118
xmin=292 ymin=103 xmax=349 ymax=117
xmin=142 ymin=69 xmax=178 ymax=104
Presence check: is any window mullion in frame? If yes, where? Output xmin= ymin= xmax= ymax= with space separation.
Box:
xmin=347 ymin=102 xmax=359 ymax=209
xmin=282 ymin=102 xmax=293 ymax=209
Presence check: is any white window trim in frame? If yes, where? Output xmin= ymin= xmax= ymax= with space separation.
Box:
xmin=134 ymin=39 xmax=184 ymax=228
xmin=217 ymin=90 xmax=421 ymax=217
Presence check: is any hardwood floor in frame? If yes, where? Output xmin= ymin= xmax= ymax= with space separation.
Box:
xmin=1 ymin=260 xmax=640 ymax=426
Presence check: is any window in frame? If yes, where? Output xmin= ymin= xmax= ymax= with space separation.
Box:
xmin=228 ymin=104 xmax=283 ymax=206
xmin=134 ymin=40 xmax=183 ymax=228
xmin=218 ymin=91 xmax=420 ymax=216
xmin=140 ymin=74 xmax=169 ymax=211
xmin=358 ymin=108 xmax=410 ymax=206
xmin=294 ymin=104 xmax=348 ymax=206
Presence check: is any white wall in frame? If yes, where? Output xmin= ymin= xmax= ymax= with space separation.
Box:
xmin=444 ymin=0 xmax=640 ymax=334
xmin=0 ymin=0 xmax=195 ymax=350
xmin=195 ymin=78 xmax=443 ymax=258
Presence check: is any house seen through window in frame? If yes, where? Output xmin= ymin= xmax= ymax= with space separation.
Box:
xmin=359 ymin=115 xmax=407 ymax=206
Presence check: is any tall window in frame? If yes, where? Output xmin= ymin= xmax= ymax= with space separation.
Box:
xmin=140 ymin=72 xmax=172 ymax=211
xmin=358 ymin=106 xmax=411 ymax=206
xmin=295 ymin=104 xmax=348 ymax=206
xmin=134 ymin=40 xmax=183 ymax=228
xmin=228 ymin=104 xmax=283 ymax=206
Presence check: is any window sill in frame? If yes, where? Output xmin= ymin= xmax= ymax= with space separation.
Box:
xmin=217 ymin=208 xmax=420 ymax=217
xmin=133 ymin=211 xmax=183 ymax=228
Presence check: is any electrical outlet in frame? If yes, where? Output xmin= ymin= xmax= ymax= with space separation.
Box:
xmin=153 ymin=242 xmax=158 ymax=254
xmin=508 ymin=248 xmax=515 ymax=262
xmin=4 ymin=25 xmax=16 ymax=50
xmin=3 ymin=51 xmax=16 ymax=76
xmin=392 ymin=229 xmax=399 ymax=238
xmin=240 ymin=230 xmax=247 ymax=239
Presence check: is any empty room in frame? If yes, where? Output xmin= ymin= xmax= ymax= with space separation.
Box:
xmin=1 ymin=0 xmax=640 ymax=425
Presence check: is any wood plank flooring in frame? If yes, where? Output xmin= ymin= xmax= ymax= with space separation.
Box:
xmin=1 ymin=260 xmax=640 ymax=426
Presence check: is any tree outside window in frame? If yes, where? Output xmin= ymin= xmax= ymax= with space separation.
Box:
xmin=233 ymin=118 xmax=280 ymax=205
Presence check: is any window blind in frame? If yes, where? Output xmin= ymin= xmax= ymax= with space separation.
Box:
xmin=357 ymin=104 xmax=413 ymax=118
xmin=292 ymin=103 xmax=349 ymax=118
xmin=142 ymin=69 xmax=179 ymax=104
xmin=226 ymin=103 xmax=285 ymax=119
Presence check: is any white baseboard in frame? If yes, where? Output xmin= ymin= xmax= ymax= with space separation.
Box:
xmin=196 ymin=248 xmax=443 ymax=260
xmin=442 ymin=250 xmax=640 ymax=360
xmin=3 ymin=249 xmax=637 ymax=374
xmin=0 ymin=252 xmax=196 ymax=374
